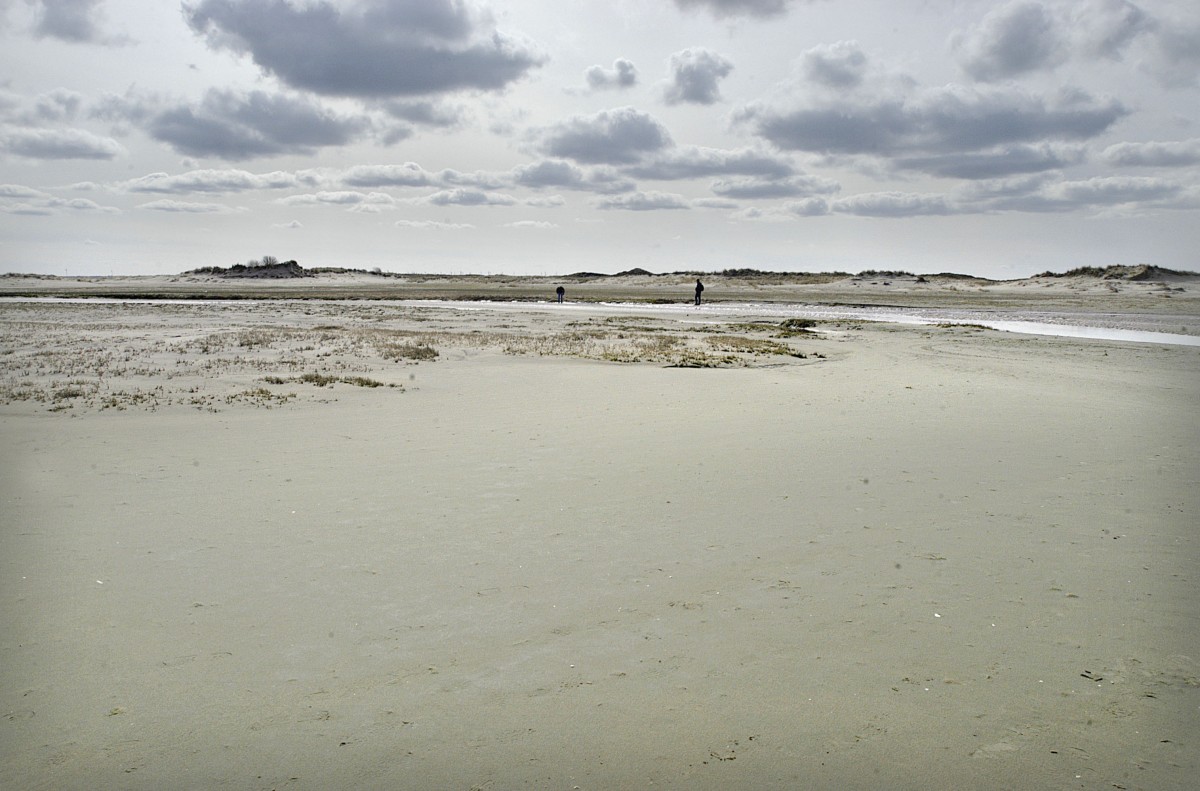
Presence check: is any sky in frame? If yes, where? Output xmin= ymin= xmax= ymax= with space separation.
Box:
xmin=1 ymin=0 xmax=1198 ymax=278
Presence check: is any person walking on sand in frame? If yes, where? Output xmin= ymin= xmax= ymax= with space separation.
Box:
xmin=694 ymin=279 xmax=704 ymax=306
xmin=556 ymin=285 xmax=565 ymax=303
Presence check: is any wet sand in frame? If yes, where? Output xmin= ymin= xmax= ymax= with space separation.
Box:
xmin=1 ymin=284 xmax=1198 ymax=790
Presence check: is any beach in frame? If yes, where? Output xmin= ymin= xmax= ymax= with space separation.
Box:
xmin=2 ymin=276 xmax=1198 ymax=789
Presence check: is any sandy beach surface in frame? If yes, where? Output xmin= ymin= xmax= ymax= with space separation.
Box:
xmin=2 ymin=275 xmax=1198 ymax=790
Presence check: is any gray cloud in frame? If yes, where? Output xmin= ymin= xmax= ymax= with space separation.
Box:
xmin=623 ymin=145 xmax=794 ymax=180
xmin=663 ymin=48 xmax=733 ymax=106
xmin=381 ymin=100 xmax=466 ymax=129
xmin=832 ymin=192 xmax=953 ymax=217
xmin=1102 ymin=139 xmax=1200 ymax=167
xmin=954 ymin=2 xmax=1067 ymax=82
xmin=710 ymin=174 xmax=839 ymax=199
xmin=593 ymin=190 xmax=690 ymax=211
xmin=342 ymin=163 xmax=434 ymax=189
xmin=802 ymin=41 xmax=868 ymax=89
xmin=278 ymin=191 xmax=395 ymax=210
xmin=396 ymin=219 xmax=475 ymax=230
xmin=185 ymin=0 xmax=545 ymax=98
xmin=425 ymin=188 xmax=517 ymax=207
xmin=894 ymin=143 xmax=1086 ymax=179
xmin=1147 ymin=18 xmax=1200 ymax=89
xmin=148 ymin=90 xmax=369 ymax=160
xmin=1071 ymin=0 xmax=1152 ymax=60
xmin=120 ymin=169 xmax=301 ymax=194
xmin=512 ymin=160 xmax=635 ymax=194
xmin=136 ymin=199 xmax=238 ymax=213
xmin=532 ymin=106 xmax=673 ymax=165
xmin=737 ymin=85 xmax=1126 ymax=164
xmin=0 ymin=126 xmax=123 ymax=159
xmin=982 ymin=175 xmax=1186 ymax=212
xmin=673 ymin=0 xmax=793 ymax=19
xmin=585 ymin=59 xmax=638 ymax=91
xmin=32 ymin=0 xmax=103 ymax=42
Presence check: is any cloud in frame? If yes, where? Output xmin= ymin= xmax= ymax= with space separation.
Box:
xmin=119 ymin=169 xmax=300 ymax=194
xmin=1145 ymin=17 xmax=1200 ymax=89
xmin=802 ymin=41 xmax=868 ymax=89
xmin=425 ymin=188 xmax=517 ymax=206
xmin=381 ymin=100 xmax=466 ymax=128
xmin=504 ymin=220 xmax=557 ymax=229
xmin=1102 ymin=139 xmax=1200 ymax=167
xmin=0 ymin=126 xmax=124 ymax=159
xmin=1 ymin=183 xmax=49 ymax=199
xmin=894 ymin=142 xmax=1086 ymax=179
xmin=512 ymin=160 xmax=635 ymax=194
xmin=0 ymin=184 xmax=119 ymax=215
xmin=624 ymin=145 xmax=794 ymax=180
xmin=980 ymin=175 xmax=1186 ymax=212
xmin=185 ymin=0 xmax=545 ymax=98
xmin=1071 ymin=0 xmax=1152 ymax=60
xmin=710 ymin=174 xmax=839 ymax=199
xmin=585 ymin=59 xmax=638 ymax=91
xmin=524 ymin=195 xmax=566 ymax=208
xmin=663 ymin=48 xmax=733 ymax=105
xmin=395 ymin=219 xmax=475 ymax=230
xmin=954 ymin=2 xmax=1067 ymax=82
xmin=342 ymin=163 xmax=434 ymax=188
xmin=31 ymin=0 xmax=111 ymax=43
xmin=593 ymin=190 xmax=689 ymax=211
xmin=672 ymin=0 xmax=793 ymax=19
xmin=730 ymin=196 xmax=830 ymax=220
xmin=737 ymin=84 xmax=1126 ymax=164
xmin=832 ymin=192 xmax=953 ymax=217
xmin=136 ymin=199 xmax=238 ymax=213
xmin=147 ymin=89 xmax=369 ymax=160
xmin=531 ymin=106 xmax=672 ymax=165
xmin=278 ymin=190 xmax=395 ymax=208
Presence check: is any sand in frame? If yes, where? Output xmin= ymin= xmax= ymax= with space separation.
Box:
xmin=1 ymin=280 xmax=1198 ymax=790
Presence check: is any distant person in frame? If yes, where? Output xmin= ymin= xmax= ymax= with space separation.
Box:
xmin=694 ymin=279 xmax=704 ymax=305
xmin=556 ymin=285 xmax=565 ymax=303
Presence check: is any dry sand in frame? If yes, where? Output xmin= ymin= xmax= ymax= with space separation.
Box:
xmin=1 ymin=279 xmax=1198 ymax=790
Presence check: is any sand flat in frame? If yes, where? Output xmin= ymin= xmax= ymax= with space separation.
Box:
xmin=1 ymin=294 xmax=1198 ymax=790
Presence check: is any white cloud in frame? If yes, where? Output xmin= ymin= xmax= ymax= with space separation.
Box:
xmin=278 ymin=191 xmax=395 ymax=208
xmin=136 ymin=199 xmax=238 ymax=213
xmin=396 ymin=219 xmax=475 ymax=230
xmin=504 ymin=220 xmax=557 ymax=229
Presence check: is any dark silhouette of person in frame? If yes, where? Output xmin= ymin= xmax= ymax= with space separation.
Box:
xmin=694 ymin=279 xmax=704 ymax=305
xmin=556 ymin=285 xmax=565 ymax=303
